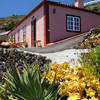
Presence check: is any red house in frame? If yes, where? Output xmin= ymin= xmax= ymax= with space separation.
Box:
xmin=8 ymin=0 xmax=100 ymax=48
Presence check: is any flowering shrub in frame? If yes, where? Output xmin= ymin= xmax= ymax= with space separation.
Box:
xmin=23 ymin=38 xmax=28 ymax=48
xmin=80 ymin=46 xmax=100 ymax=77
xmin=74 ymin=27 xmax=100 ymax=49
xmin=43 ymin=62 xmax=100 ymax=100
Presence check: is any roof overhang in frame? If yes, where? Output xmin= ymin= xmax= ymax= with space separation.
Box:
xmin=8 ymin=0 xmax=100 ymax=35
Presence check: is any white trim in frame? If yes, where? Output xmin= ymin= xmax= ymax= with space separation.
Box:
xmin=67 ymin=16 xmax=80 ymax=31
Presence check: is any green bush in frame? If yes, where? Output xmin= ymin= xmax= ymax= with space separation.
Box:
xmin=0 ymin=63 xmax=58 ymax=100
xmin=0 ymin=82 xmax=8 ymax=100
xmin=4 ymin=20 xmax=18 ymax=31
xmin=87 ymin=5 xmax=100 ymax=11
xmin=0 ymin=82 xmax=4 ymax=100
xmin=0 ymin=36 xmax=9 ymax=41
xmin=80 ymin=46 xmax=100 ymax=77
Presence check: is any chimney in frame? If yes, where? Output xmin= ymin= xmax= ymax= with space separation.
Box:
xmin=74 ymin=0 xmax=84 ymax=8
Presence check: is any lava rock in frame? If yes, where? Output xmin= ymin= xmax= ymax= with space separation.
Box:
xmin=74 ymin=27 xmax=100 ymax=49
xmin=0 ymin=49 xmax=51 ymax=80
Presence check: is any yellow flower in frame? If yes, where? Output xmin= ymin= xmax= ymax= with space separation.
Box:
xmin=42 ymin=62 xmax=100 ymax=98
xmin=62 ymin=62 xmax=70 ymax=68
xmin=79 ymin=81 xmax=86 ymax=89
xmin=86 ymin=88 xmax=96 ymax=97
xmin=68 ymin=93 xmax=80 ymax=100
xmin=46 ymin=71 xmax=55 ymax=84
xmin=70 ymin=74 xmax=79 ymax=81
xmin=67 ymin=81 xmax=79 ymax=92
xmin=91 ymin=97 xmax=99 ymax=100
xmin=90 ymin=76 xmax=99 ymax=86
xmin=24 ymin=38 xmax=28 ymax=41
xmin=51 ymin=62 xmax=59 ymax=71
xmin=59 ymin=82 xmax=68 ymax=96
xmin=75 ymin=65 xmax=83 ymax=70
xmin=42 ymin=72 xmax=46 ymax=80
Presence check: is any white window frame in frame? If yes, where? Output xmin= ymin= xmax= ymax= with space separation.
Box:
xmin=23 ymin=25 xmax=26 ymax=39
xmin=17 ymin=30 xmax=20 ymax=42
xmin=67 ymin=15 xmax=81 ymax=32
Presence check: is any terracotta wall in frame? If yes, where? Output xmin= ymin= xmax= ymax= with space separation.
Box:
xmin=8 ymin=6 xmax=44 ymax=48
xmin=8 ymin=3 xmax=100 ymax=47
xmin=49 ymin=4 xmax=100 ymax=42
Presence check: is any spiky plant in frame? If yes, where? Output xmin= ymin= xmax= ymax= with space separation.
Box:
xmin=0 ymin=63 xmax=58 ymax=100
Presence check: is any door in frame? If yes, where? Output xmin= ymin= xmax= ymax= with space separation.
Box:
xmin=31 ymin=18 xmax=36 ymax=47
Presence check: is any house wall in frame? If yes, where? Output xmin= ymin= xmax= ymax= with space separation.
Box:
xmin=8 ymin=6 xmax=44 ymax=48
xmin=49 ymin=4 xmax=100 ymax=43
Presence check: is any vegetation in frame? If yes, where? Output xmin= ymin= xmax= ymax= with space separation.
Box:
xmin=0 ymin=63 xmax=58 ymax=100
xmin=43 ymin=62 xmax=100 ymax=100
xmin=23 ymin=38 xmax=28 ymax=48
xmin=80 ymin=46 xmax=100 ymax=77
xmin=74 ymin=27 xmax=100 ymax=49
xmin=0 ymin=82 xmax=4 ymax=100
xmin=0 ymin=46 xmax=100 ymax=100
xmin=3 ymin=20 xmax=18 ymax=31
xmin=0 ymin=15 xmax=25 ymax=32
xmin=86 ymin=3 xmax=100 ymax=12
xmin=0 ymin=36 xmax=9 ymax=40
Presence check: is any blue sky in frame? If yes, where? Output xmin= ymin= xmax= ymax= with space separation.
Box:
xmin=0 ymin=0 xmax=91 ymax=18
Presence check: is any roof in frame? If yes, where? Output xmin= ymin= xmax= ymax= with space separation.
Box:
xmin=8 ymin=1 xmax=44 ymax=34
xmin=48 ymin=1 xmax=100 ymax=15
xmin=8 ymin=0 xmax=100 ymax=34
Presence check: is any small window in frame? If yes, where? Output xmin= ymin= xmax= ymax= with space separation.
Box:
xmin=18 ymin=30 xmax=20 ymax=42
xmin=67 ymin=15 xmax=80 ymax=32
xmin=14 ymin=33 xmax=16 ymax=43
xmin=11 ymin=34 xmax=13 ymax=42
xmin=53 ymin=8 xmax=56 ymax=14
xmin=23 ymin=25 xmax=26 ymax=39
xmin=12 ymin=33 xmax=15 ymax=43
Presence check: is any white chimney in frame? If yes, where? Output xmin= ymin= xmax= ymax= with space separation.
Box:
xmin=74 ymin=0 xmax=84 ymax=8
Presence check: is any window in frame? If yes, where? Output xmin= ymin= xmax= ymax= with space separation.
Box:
xmin=23 ymin=25 xmax=26 ymax=39
xmin=67 ymin=15 xmax=80 ymax=32
xmin=12 ymin=34 xmax=14 ymax=43
xmin=18 ymin=30 xmax=20 ymax=42
xmin=53 ymin=8 xmax=56 ymax=14
xmin=14 ymin=33 xmax=16 ymax=43
xmin=11 ymin=34 xmax=13 ymax=42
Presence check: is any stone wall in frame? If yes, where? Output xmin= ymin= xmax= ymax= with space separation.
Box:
xmin=0 ymin=49 xmax=51 ymax=80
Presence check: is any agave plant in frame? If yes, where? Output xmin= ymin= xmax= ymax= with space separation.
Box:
xmin=0 ymin=63 xmax=58 ymax=100
xmin=0 ymin=82 xmax=8 ymax=100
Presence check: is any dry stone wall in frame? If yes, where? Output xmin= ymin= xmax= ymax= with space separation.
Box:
xmin=0 ymin=48 xmax=51 ymax=80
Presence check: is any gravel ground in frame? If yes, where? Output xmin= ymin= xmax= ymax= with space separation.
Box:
xmin=20 ymin=34 xmax=84 ymax=53
xmin=18 ymin=34 xmax=89 ymax=66
xmin=39 ymin=49 xmax=89 ymax=66
xmin=19 ymin=49 xmax=89 ymax=67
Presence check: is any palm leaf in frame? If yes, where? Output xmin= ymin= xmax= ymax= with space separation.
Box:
xmin=1 ymin=63 xmax=58 ymax=100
